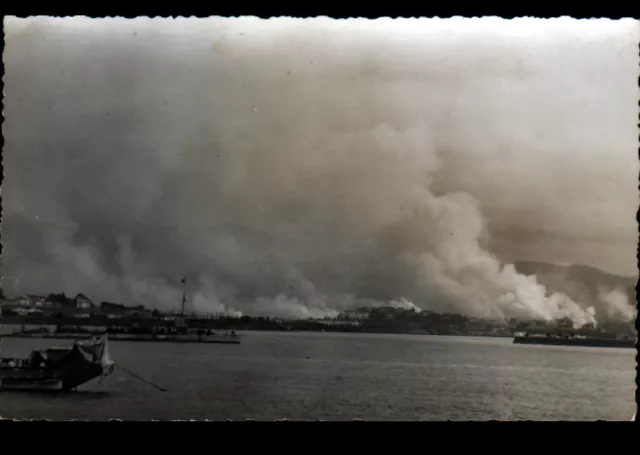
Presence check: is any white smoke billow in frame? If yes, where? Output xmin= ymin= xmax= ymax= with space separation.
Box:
xmin=2 ymin=17 xmax=637 ymax=328
xmin=0 ymin=118 xmax=616 ymax=327
xmin=598 ymin=288 xmax=636 ymax=322
xmin=144 ymin=124 xmax=601 ymax=326
xmin=388 ymin=298 xmax=423 ymax=313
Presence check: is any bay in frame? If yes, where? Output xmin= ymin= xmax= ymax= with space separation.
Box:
xmin=0 ymin=331 xmax=634 ymax=421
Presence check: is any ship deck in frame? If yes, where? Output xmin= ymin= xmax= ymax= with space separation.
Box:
xmin=513 ymin=335 xmax=635 ymax=348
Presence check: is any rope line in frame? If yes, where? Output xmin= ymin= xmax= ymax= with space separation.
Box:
xmin=115 ymin=363 xmax=167 ymax=392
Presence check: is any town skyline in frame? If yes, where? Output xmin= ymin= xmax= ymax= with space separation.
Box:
xmin=1 ymin=255 xmax=636 ymax=325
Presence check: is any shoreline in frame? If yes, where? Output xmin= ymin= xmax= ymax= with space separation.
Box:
xmin=1 ymin=317 xmax=633 ymax=342
xmin=0 ymin=319 xmax=515 ymax=339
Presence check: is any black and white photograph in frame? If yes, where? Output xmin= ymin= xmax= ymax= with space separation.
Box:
xmin=0 ymin=16 xmax=638 ymax=421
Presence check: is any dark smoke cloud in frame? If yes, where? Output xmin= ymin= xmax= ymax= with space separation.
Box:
xmin=2 ymin=17 xmax=638 ymax=324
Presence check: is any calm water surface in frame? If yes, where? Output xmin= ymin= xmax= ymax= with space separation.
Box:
xmin=0 ymin=331 xmax=635 ymax=421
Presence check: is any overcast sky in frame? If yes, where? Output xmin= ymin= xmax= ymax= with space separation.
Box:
xmin=2 ymin=17 xmax=638 ymax=321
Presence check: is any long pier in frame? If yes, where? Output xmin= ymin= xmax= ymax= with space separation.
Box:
xmin=3 ymin=331 xmax=241 ymax=344
xmin=0 ymin=315 xmax=226 ymax=329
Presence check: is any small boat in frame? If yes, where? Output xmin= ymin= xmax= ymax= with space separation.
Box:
xmin=0 ymin=334 xmax=115 ymax=392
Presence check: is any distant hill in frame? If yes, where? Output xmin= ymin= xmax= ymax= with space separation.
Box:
xmin=513 ymin=261 xmax=637 ymax=321
xmin=514 ymin=261 xmax=636 ymax=291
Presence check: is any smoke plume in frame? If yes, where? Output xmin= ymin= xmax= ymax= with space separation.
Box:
xmin=598 ymin=288 xmax=636 ymax=322
xmin=2 ymin=17 xmax=638 ymax=326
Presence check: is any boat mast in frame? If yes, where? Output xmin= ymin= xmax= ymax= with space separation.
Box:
xmin=0 ymin=337 xmax=3 ymax=390
xmin=180 ymin=276 xmax=187 ymax=316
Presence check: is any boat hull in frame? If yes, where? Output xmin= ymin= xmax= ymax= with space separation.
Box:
xmin=0 ymin=363 xmax=104 ymax=392
xmin=0 ymin=377 xmax=64 ymax=391
xmin=513 ymin=336 xmax=635 ymax=348
xmin=0 ymin=335 xmax=114 ymax=392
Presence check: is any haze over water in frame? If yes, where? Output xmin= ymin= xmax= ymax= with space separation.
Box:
xmin=0 ymin=332 xmax=634 ymax=421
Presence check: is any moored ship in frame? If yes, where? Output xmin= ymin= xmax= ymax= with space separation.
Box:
xmin=0 ymin=334 xmax=115 ymax=391
xmin=513 ymin=329 xmax=635 ymax=349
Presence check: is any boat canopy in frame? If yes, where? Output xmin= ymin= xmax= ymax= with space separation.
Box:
xmin=32 ymin=335 xmax=113 ymax=372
